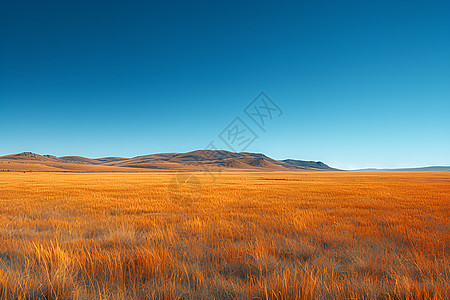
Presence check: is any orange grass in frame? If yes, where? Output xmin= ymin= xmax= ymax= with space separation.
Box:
xmin=0 ymin=172 xmax=449 ymax=299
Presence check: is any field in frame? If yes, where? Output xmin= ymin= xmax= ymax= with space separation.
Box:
xmin=0 ymin=172 xmax=449 ymax=299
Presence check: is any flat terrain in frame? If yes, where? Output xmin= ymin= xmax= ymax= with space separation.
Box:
xmin=0 ymin=172 xmax=449 ymax=299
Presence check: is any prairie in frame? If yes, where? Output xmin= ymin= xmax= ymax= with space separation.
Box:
xmin=0 ymin=172 xmax=448 ymax=299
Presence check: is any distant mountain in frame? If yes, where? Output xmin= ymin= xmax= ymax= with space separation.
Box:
xmin=355 ymin=166 xmax=450 ymax=172
xmin=3 ymin=152 xmax=53 ymax=160
xmin=101 ymin=150 xmax=329 ymax=171
xmin=0 ymin=150 xmax=336 ymax=172
xmin=281 ymin=159 xmax=333 ymax=170
xmin=2 ymin=151 xmax=447 ymax=173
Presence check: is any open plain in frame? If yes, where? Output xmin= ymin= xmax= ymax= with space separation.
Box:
xmin=0 ymin=172 xmax=449 ymax=299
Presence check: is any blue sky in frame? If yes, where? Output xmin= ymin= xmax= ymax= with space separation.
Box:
xmin=1 ymin=0 xmax=449 ymax=169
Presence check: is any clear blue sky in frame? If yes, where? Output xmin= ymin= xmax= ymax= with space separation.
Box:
xmin=1 ymin=0 xmax=449 ymax=169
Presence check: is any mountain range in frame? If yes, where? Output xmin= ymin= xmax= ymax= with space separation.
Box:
xmin=1 ymin=151 xmax=448 ymax=173
xmin=0 ymin=151 xmax=335 ymax=172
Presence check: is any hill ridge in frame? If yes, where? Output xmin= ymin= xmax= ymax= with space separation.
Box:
xmin=0 ymin=150 xmax=335 ymax=172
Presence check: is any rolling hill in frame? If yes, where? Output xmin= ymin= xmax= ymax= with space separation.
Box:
xmin=0 ymin=151 xmax=334 ymax=172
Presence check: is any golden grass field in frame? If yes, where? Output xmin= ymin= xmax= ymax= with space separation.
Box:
xmin=0 ymin=172 xmax=449 ymax=299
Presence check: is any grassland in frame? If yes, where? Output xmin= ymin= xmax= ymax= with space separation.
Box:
xmin=0 ymin=172 xmax=449 ymax=299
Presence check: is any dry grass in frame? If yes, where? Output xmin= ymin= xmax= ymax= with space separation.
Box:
xmin=0 ymin=171 xmax=449 ymax=299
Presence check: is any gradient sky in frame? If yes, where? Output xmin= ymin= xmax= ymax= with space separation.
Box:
xmin=1 ymin=0 xmax=449 ymax=169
